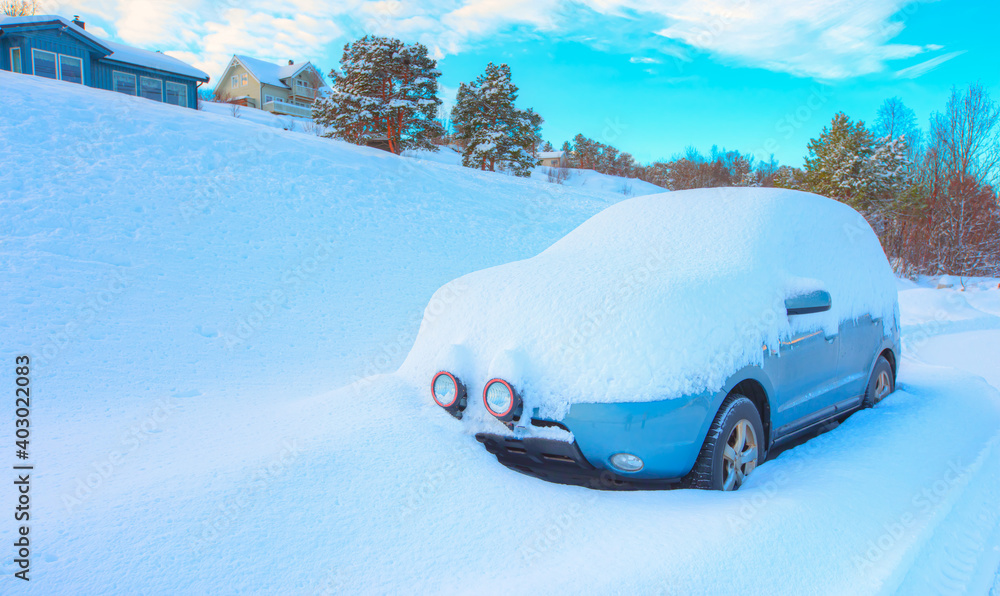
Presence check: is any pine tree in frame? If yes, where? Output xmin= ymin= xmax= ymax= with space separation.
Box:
xmin=572 ymin=134 xmax=600 ymax=170
xmin=451 ymin=63 xmax=542 ymax=177
xmin=313 ymin=36 xmax=444 ymax=154
xmin=804 ymin=112 xmax=877 ymax=209
xmin=803 ymin=112 xmax=915 ymax=220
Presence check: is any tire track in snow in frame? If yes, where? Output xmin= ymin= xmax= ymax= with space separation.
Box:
xmin=887 ymin=307 xmax=1000 ymax=594
xmin=880 ymin=430 xmax=1000 ymax=594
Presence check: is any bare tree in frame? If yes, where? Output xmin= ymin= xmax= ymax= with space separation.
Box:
xmin=874 ymin=97 xmax=923 ymax=163
xmin=908 ymin=83 xmax=1000 ymax=276
xmin=1 ymin=0 xmax=39 ymax=16
xmin=928 ymin=83 xmax=1000 ymax=187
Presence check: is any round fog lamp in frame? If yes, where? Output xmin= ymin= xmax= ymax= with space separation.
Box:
xmin=610 ymin=453 xmax=644 ymax=472
xmin=431 ymin=371 xmax=466 ymax=418
xmin=483 ymin=378 xmax=521 ymax=422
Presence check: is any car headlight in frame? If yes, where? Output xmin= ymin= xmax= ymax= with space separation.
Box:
xmin=483 ymin=378 xmax=521 ymax=422
xmin=431 ymin=371 xmax=466 ymax=418
xmin=609 ymin=453 xmax=644 ymax=472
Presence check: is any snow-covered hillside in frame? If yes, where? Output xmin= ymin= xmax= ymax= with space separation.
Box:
xmin=199 ymin=100 xmax=323 ymax=134
xmin=406 ymin=146 xmax=666 ymax=197
xmin=2 ymin=71 xmax=1000 ymax=595
xmin=1 ymin=71 xmax=628 ymax=406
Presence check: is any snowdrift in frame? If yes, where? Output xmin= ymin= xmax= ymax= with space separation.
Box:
xmin=400 ymin=188 xmax=898 ymax=418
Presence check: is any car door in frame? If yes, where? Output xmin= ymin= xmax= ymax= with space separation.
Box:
xmin=837 ymin=314 xmax=882 ymax=405
xmin=768 ymin=324 xmax=842 ymax=436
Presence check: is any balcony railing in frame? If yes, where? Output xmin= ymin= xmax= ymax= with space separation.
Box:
xmin=291 ymin=86 xmax=317 ymax=101
xmin=262 ymin=100 xmax=313 ymax=118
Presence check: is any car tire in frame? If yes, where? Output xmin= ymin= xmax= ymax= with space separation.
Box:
xmin=862 ymin=356 xmax=895 ymax=407
xmin=684 ymin=394 xmax=764 ymax=491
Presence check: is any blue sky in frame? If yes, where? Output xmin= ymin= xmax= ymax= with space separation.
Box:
xmin=59 ymin=0 xmax=999 ymax=167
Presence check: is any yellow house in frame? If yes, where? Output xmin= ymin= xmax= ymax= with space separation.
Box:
xmin=214 ymin=55 xmax=331 ymax=118
xmin=538 ymin=150 xmax=566 ymax=168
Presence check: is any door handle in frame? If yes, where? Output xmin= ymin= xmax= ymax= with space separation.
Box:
xmin=780 ymin=330 xmax=822 ymax=348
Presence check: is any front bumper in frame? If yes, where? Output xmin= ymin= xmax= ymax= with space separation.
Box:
xmin=475 ymin=433 xmax=682 ymax=490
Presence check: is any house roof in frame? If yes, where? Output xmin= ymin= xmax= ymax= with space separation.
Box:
xmin=101 ymin=39 xmax=209 ymax=81
xmin=538 ymin=151 xmax=564 ymax=159
xmin=0 ymin=15 xmax=109 ymax=51
xmin=0 ymin=15 xmax=209 ymax=81
xmin=232 ymin=55 xmax=330 ymax=91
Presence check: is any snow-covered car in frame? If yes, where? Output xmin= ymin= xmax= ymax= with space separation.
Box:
xmin=401 ymin=188 xmax=900 ymax=490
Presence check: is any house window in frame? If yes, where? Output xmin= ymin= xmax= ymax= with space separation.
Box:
xmin=241 ymin=73 xmax=248 ymax=86
xmin=264 ymin=94 xmax=273 ymax=103
xmin=140 ymin=76 xmax=162 ymax=101
xmin=112 ymin=71 xmax=137 ymax=95
xmin=59 ymin=55 xmax=83 ymax=84
xmin=31 ymin=49 xmax=57 ymax=79
xmin=10 ymin=48 xmax=22 ymax=74
xmin=165 ymin=82 xmax=187 ymax=108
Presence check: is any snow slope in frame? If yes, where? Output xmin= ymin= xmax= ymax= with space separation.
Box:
xmin=0 ymin=71 xmax=623 ymax=408
xmin=200 ymin=100 xmax=326 ymax=134
xmin=2 ymin=71 xmax=1000 ymax=595
xmin=405 ymin=146 xmax=666 ymax=197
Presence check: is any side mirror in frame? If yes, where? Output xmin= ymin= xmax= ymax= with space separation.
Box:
xmin=785 ymin=290 xmax=832 ymax=316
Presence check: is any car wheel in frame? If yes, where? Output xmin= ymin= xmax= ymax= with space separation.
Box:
xmin=862 ymin=356 xmax=895 ymax=407
xmin=684 ymin=394 xmax=764 ymax=491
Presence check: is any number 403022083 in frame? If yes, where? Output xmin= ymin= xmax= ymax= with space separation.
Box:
xmin=15 ymin=356 xmax=30 ymax=453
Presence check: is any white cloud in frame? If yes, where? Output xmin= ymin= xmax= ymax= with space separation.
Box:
xmin=51 ymin=0 xmax=943 ymax=81
xmin=894 ymin=50 xmax=965 ymax=79
xmin=86 ymin=23 xmax=111 ymax=38
xmin=642 ymin=0 xmax=934 ymax=78
xmin=429 ymin=0 xmax=944 ymax=79
xmin=630 ymin=56 xmax=660 ymax=64
xmin=53 ymin=0 xmax=348 ymax=81
xmin=112 ymin=0 xmax=201 ymax=46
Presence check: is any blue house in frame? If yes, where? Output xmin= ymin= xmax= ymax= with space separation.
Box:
xmin=0 ymin=14 xmax=208 ymax=108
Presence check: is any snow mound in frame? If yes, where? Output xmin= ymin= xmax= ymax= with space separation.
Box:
xmin=400 ymin=187 xmax=898 ymax=419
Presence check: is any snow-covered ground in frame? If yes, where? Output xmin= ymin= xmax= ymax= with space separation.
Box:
xmin=200 ymin=99 xmax=326 ymax=135
xmin=2 ymin=71 xmax=1000 ymax=595
xmin=405 ymin=146 xmax=666 ymax=197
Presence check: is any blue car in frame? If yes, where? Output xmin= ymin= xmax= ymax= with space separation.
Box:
xmin=411 ymin=189 xmax=900 ymax=491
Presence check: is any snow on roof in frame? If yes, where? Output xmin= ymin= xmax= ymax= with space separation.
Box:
xmin=0 ymin=15 xmax=108 ymax=49
xmin=233 ymin=55 xmax=328 ymax=90
xmin=0 ymin=15 xmax=208 ymax=81
xmin=102 ymin=39 xmax=208 ymax=81
xmin=400 ymin=187 xmax=898 ymax=420
xmin=538 ymin=151 xmax=564 ymax=159
xmin=234 ymin=55 xmax=301 ymax=87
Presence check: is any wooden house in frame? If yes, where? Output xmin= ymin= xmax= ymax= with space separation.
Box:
xmin=0 ymin=14 xmax=209 ymax=108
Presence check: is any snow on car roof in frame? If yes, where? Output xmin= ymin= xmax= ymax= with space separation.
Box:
xmin=399 ymin=187 xmax=898 ymax=421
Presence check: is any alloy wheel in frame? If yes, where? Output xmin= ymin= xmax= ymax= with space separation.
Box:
xmin=722 ymin=419 xmax=758 ymax=491
xmin=874 ymin=370 xmax=893 ymax=402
